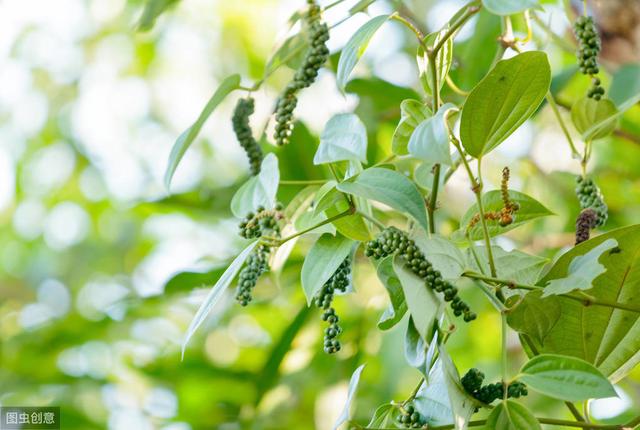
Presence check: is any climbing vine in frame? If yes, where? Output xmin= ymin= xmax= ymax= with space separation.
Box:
xmin=158 ymin=0 xmax=640 ymax=428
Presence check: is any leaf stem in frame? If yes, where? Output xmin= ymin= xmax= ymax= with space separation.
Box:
xmin=429 ymin=2 xmax=482 ymax=56
xmin=462 ymin=272 xmax=640 ymax=314
xmin=266 ymin=206 xmax=354 ymax=246
xmin=357 ymin=210 xmax=386 ymax=230
xmin=547 ymin=91 xmax=580 ymax=158
xmin=390 ymin=13 xmax=427 ymax=51
xmin=445 ymin=74 xmax=470 ymax=96
xmin=428 ymin=165 xmax=441 ymax=234
xmin=280 ymin=179 xmax=327 ymax=185
xmin=473 ymin=161 xmax=497 ymax=278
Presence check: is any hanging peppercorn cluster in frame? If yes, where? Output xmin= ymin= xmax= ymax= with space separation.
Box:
xmin=469 ymin=167 xmax=520 ymax=229
xmin=238 ymin=204 xmax=284 ymax=239
xmin=235 ymin=204 xmax=284 ymax=306
xmin=575 ymin=208 xmax=598 ymax=245
xmin=315 ymin=256 xmax=351 ymax=354
xmin=235 ymin=244 xmax=270 ymax=306
xmin=575 ymin=176 xmax=607 ymax=227
xmin=573 ymin=15 xmax=604 ymax=100
xmin=273 ymin=0 xmax=330 ymax=145
xmin=364 ymin=227 xmax=476 ymax=322
xmin=461 ymin=368 xmax=528 ymax=405
xmin=232 ymin=97 xmax=263 ymax=175
xmin=396 ymin=404 xmax=426 ymax=428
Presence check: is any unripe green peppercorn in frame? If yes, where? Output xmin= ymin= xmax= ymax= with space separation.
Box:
xmin=232 ymin=97 xmax=263 ymax=175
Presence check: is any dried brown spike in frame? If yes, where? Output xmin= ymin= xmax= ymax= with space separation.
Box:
xmin=575 ymin=208 xmax=598 ymax=245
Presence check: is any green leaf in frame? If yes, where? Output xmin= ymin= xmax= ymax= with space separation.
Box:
xmin=294 ymin=210 xmax=336 ymax=236
xmin=530 ymin=225 xmax=640 ymax=381
xmin=285 ymin=185 xmax=321 ymax=222
xmin=392 ymin=99 xmax=432 ymax=155
xmin=456 ymin=190 xmax=553 ymax=241
xmin=326 ymin=199 xmax=372 ymax=241
xmin=583 ymin=93 xmax=640 ymax=140
xmin=137 ymin=0 xmax=179 ymax=31
xmin=438 ymin=345 xmax=479 ymax=430
xmin=414 ymin=359 xmax=454 ymax=426
xmin=469 ymin=246 xmax=548 ymax=286
xmin=412 ymin=232 xmax=467 ymax=280
xmin=181 ymin=240 xmax=258 ymax=358
xmin=542 ymin=239 xmax=618 ymax=297
xmin=333 ymin=364 xmax=366 ymax=430
xmin=313 ymin=180 xmax=341 ymax=216
xmin=486 ymin=400 xmax=541 ymax=430
xmin=314 ymin=113 xmax=368 ymax=164
xmin=336 ymin=15 xmax=389 ymax=91
xmin=366 ymin=403 xmax=394 ymax=427
xmin=337 ymin=167 xmax=429 ymax=233
xmin=405 ymin=317 xmax=429 ymax=377
xmin=393 ymin=257 xmax=442 ymax=341
xmin=507 ymin=291 xmax=561 ymax=347
xmin=230 ymin=153 xmax=280 ymax=218
xmin=482 ymin=0 xmax=539 ymax=16
xmin=408 ymin=103 xmax=457 ymax=166
xmin=349 ymin=0 xmax=377 ymax=14
xmin=418 ymin=29 xmax=453 ymax=96
xmin=571 ymin=97 xmax=619 ymax=141
xmin=301 ymin=233 xmax=354 ymax=305
xmin=518 ymin=354 xmax=617 ymax=401
xmin=264 ymin=32 xmax=308 ymax=77
xmin=609 ymin=63 xmax=640 ymax=107
xmin=165 ymin=74 xmax=241 ymax=189
xmin=375 ymin=256 xmax=408 ymax=330
xmin=460 ymin=52 xmax=550 ymax=158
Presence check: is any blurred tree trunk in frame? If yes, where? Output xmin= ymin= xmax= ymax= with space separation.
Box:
xmin=583 ymin=0 xmax=640 ymax=64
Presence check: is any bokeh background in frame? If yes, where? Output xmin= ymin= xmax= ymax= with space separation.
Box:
xmin=1 ymin=0 xmax=639 ymax=429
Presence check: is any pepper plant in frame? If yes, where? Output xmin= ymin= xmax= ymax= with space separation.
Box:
xmin=155 ymin=0 xmax=640 ymax=428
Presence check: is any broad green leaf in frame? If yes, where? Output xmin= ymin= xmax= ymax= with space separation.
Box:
xmin=375 ymin=256 xmax=408 ymax=330
xmin=392 ymin=99 xmax=432 ymax=155
xmin=518 ymin=354 xmax=617 ymax=401
xmin=336 ymin=15 xmax=389 ymax=91
xmin=412 ymin=232 xmax=467 ymax=280
xmin=337 ymin=167 xmax=429 ymax=233
xmin=408 ymin=103 xmax=457 ymax=166
xmin=456 ymin=190 xmax=553 ymax=241
xmin=609 ymin=63 xmax=640 ymax=107
xmin=438 ymin=345 xmax=479 ymax=430
xmin=285 ymin=185 xmax=321 ymax=222
xmin=137 ymin=0 xmax=179 ymax=31
xmin=165 ymin=74 xmax=241 ymax=189
xmin=405 ymin=317 xmax=429 ymax=377
xmin=414 ymin=359 xmax=455 ymax=426
xmin=507 ymin=291 xmax=561 ymax=347
xmin=333 ymin=364 xmax=366 ymax=430
xmin=530 ymin=225 xmax=640 ymax=381
xmin=264 ymin=32 xmax=308 ymax=77
xmin=460 ymin=52 xmax=550 ymax=158
xmin=326 ymin=199 xmax=371 ymax=241
xmin=301 ymin=233 xmax=354 ymax=305
xmin=469 ymin=246 xmax=548 ymax=285
xmin=482 ymin=0 xmax=539 ymax=16
xmin=230 ymin=154 xmax=280 ymax=218
xmin=314 ymin=113 xmax=368 ymax=164
xmin=571 ymin=97 xmax=618 ymax=141
xmin=583 ymin=93 xmax=640 ymax=139
xmin=542 ymin=239 xmax=618 ymax=297
xmin=313 ymin=180 xmax=341 ymax=216
xmin=394 ymin=257 xmax=442 ymax=341
xmin=418 ymin=30 xmax=453 ymax=96
xmin=486 ymin=400 xmax=541 ymax=430
xmin=181 ymin=240 xmax=258 ymax=358
xmin=366 ymin=403 xmax=394 ymax=427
